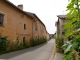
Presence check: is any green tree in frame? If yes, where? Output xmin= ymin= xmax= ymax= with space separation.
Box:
xmin=62 ymin=0 xmax=80 ymax=60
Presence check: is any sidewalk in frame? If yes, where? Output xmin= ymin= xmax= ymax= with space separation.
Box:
xmin=53 ymin=53 xmax=63 ymax=60
xmin=49 ymin=40 xmax=63 ymax=60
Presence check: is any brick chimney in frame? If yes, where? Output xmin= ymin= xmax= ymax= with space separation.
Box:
xmin=17 ymin=4 xmax=23 ymax=10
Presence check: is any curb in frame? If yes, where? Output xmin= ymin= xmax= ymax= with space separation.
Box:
xmin=49 ymin=41 xmax=56 ymax=60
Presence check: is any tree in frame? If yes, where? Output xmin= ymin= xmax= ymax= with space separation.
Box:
xmin=62 ymin=0 xmax=80 ymax=60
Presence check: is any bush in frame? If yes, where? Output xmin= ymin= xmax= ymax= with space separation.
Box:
xmin=62 ymin=40 xmax=80 ymax=60
xmin=30 ymin=38 xmax=47 ymax=46
xmin=11 ymin=36 xmax=20 ymax=50
xmin=0 ymin=37 xmax=9 ymax=51
xmin=23 ymin=40 xmax=30 ymax=48
xmin=56 ymin=36 xmax=63 ymax=52
xmin=78 ymin=56 xmax=80 ymax=60
xmin=62 ymin=49 xmax=74 ymax=60
xmin=0 ymin=36 xmax=47 ymax=55
xmin=11 ymin=36 xmax=30 ymax=51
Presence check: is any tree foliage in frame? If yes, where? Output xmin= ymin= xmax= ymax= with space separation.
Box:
xmin=62 ymin=0 xmax=80 ymax=60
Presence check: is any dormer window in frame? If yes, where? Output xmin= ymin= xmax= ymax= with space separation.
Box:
xmin=0 ymin=14 xmax=4 ymax=26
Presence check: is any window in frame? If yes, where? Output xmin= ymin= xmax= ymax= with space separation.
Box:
xmin=0 ymin=14 xmax=4 ymax=26
xmin=24 ymin=24 xmax=26 ymax=30
xmin=23 ymin=37 xmax=25 ymax=42
xmin=62 ymin=25 xmax=64 ymax=27
xmin=62 ymin=31 xmax=65 ymax=35
xmin=23 ymin=37 xmax=26 ymax=46
xmin=35 ymin=24 xmax=38 ymax=31
xmin=36 ymin=36 xmax=37 ymax=38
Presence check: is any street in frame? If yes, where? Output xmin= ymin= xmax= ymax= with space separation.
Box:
xmin=0 ymin=39 xmax=55 ymax=60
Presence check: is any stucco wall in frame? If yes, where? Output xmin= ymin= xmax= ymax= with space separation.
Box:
xmin=0 ymin=1 xmax=33 ymax=43
xmin=0 ymin=1 xmax=47 ymax=48
xmin=33 ymin=15 xmax=47 ymax=39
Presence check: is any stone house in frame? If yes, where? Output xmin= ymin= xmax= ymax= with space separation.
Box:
xmin=0 ymin=0 xmax=47 ymax=47
xmin=55 ymin=15 xmax=68 ymax=43
xmin=46 ymin=32 xmax=50 ymax=40
xmin=25 ymin=12 xmax=47 ymax=39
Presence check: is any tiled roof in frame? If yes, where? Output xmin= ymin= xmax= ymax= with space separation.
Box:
xmin=26 ymin=11 xmax=46 ymax=28
xmin=32 ymin=14 xmax=47 ymax=31
xmin=57 ymin=15 xmax=66 ymax=18
xmin=4 ymin=0 xmax=34 ymax=19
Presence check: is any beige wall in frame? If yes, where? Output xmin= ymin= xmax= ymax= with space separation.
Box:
xmin=56 ymin=18 xmax=68 ymax=39
xmin=0 ymin=1 xmax=47 ymax=49
xmin=47 ymin=33 xmax=50 ymax=40
xmin=33 ymin=15 xmax=47 ymax=39
xmin=0 ymin=1 xmax=33 ymax=43
xmin=0 ymin=0 xmax=47 ymax=42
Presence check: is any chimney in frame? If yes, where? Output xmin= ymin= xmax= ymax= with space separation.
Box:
xmin=17 ymin=4 xmax=23 ymax=10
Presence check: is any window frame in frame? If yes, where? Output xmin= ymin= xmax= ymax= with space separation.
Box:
xmin=24 ymin=24 xmax=26 ymax=30
xmin=0 ymin=14 xmax=4 ymax=26
xmin=23 ymin=37 xmax=26 ymax=46
xmin=0 ymin=11 xmax=7 ymax=27
xmin=35 ymin=23 xmax=38 ymax=31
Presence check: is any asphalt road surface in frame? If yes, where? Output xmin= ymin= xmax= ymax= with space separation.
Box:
xmin=0 ymin=39 xmax=55 ymax=60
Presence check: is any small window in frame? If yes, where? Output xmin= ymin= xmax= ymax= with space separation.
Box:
xmin=35 ymin=24 xmax=38 ymax=31
xmin=24 ymin=24 xmax=26 ymax=30
xmin=23 ymin=37 xmax=26 ymax=46
xmin=23 ymin=37 xmax=25 ymax=42
xmin=0 ymin=14 xmax=4 ymax=26
xmin=62 ymin=32 xmax=65 ymax=35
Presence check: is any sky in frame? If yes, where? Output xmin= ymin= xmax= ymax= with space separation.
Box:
xmin=9 ymin=0 xmax=68 ymax=34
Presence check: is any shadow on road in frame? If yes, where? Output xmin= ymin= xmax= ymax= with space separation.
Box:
xmin=0 ymin=42 xmax=48 ymax=59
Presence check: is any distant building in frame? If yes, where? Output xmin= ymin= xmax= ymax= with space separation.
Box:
xmin=55 ymin=15 xmax=68 ymax=43
xmin=46 ymin=32 xmax=50 ymax=40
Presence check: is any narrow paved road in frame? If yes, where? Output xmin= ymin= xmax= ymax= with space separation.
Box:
xmin=0 ymin=39 xmax=55 ymax=60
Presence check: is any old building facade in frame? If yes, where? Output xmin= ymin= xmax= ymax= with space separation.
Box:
xmin=32 ymin=14 xmax=47 ymax=39
xmin=55 ymin=15 xmax=68 ymax=43
xmin=0 ymin=0 xmax=47 ymax=47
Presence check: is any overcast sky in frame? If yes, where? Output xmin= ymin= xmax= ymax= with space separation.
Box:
xmin=9 ymin=0 xmax=68 ymax=34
